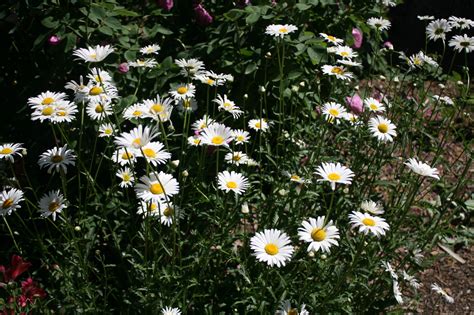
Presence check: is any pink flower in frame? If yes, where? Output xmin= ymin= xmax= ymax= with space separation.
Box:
xmin=118 ymin=63 xmax=129 ymax=74
xmin=194 ymin=4 xmax=213 ymax=26
xmin=157 ymin=0 xmax=173 ymax=11
xmin=345 ymin=93 xmax=363 ymax=114
xmin=383 ymin=41 xmax=394 ymax=50
xmin=352 ymin=28 xmax=363 ymax=49
xmin=48 ymin=35 xmax=61 ymax=46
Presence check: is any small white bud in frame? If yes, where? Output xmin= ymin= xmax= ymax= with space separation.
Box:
xmin=74 ymin=226 xmax=81 ymax=231
xmin=278 ymin=189 xmax=288 ymax=196
xmin=244 ymin=94 xmax=248 ymax=99
xmin=457 ymin=80 xmax=464 ymax=86
xmin=241 ymin=202 xmax=249 ymax=214
xmin=265 ymin=52 xmax=272 ymax=58
xmin=182 ymin=170 xmax=189 ymax=177
xmin=170 ymin=160 xmax=180 ymax=168
xmin=299 ymin=81 xmax=305 ymax=87
xmin=438 ymin=83 xmax=445 ymax=89
xmin=259 ymin=86 xmax=266 ymax=93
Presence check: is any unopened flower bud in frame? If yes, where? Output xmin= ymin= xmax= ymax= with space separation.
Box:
xmin=182 ymin=170 xmax=189 ymax=177
xmin=438 ymin=83 xmax=445 ymax=89
xmin=278 ymin=189 xmax=288 ymax=196
xmin=244 ymin=94 xmax=248 ymax=99
xmin=74 ymin=226 xmax=81 ymax=231
xmin=308 ymin=251 xmax=315 ymax=257
xmin=299 ymin=81 xmax=305 ymax=87
xmin=241 ymin=202 xmax=249 ymax=214
xmin=291 ymin=85 xmax=299 ymax=93
xmin=321 ymin=254 xmax=327 ymax=260
xmin=170 ymin=160 xmax=180 ymax=168
xmin=265 ymin=52 xmax=272 ymax=58
xmin=457 ymin=80 xmax=464 ymax=86
xmin=259 ymin=86 xmax=266 ymax=93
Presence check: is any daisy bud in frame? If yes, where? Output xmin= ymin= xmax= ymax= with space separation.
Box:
xmin=308 ymin=251 xmax=315 ymax=257
xmin=299 ymin=81 xmax=305 ymax=87
xmin=457 ymin=80 xmax=464 ymax=85
xmin=278 ymin=189 xmax=288 ymax=196
xmin=259 ymin=86 xmax=266 ymax=93
xmin=343 ymin=188 xmax=349 ymax=194
xmin=52 ymin=264 xmax=60 ymax=270
xmin=291 ymin=85 xmax=299 ymax=92
xmin=438 ymin=83 xmax=446 ymax=89
xmin=394 ymin=76 xmax=400 ymax=82
xmin=48 ymin=35 xmax=61 ymax=46
xmin=321 ymin=254 xmax=327 ymax=260
xmin=244 ymin=94 xmax=248 ymax=99
xmin=74 ymin=226 xmax=81 ymax=231
xmin=265 ymin=52 xmax=272 ymax=58
xmin=379 ymin=75 xmax=386 ymax=80
xmin=241 ymin=202 xmax=250 ymax=214
xmin=170 ymin=160 xmax=180 ymax=168
xmin=21 ymin=148 xmax=27 ymax=156
xmin=182 ymin=170 xmax=189 ymax=177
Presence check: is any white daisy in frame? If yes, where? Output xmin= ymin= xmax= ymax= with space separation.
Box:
xmin=402 ymin=271 xmax=421 ymax=289
xmin=364 ymin=97 xmax=385 ymax=112
xmin=112 ymin=148 xmax=138 ymax=166
xmin=315 ymin=162 xmax=355 ymax=190
xmin=175 ymin=58 xmax=205 ymax=77
xmin=128 ymin=58 xmax=158 ymax=68
xmin=161 ymin=306 xmax=181 ymax=315
xmin=0 ymin=143 xmax=25 ymax=162
xmin=140 ymin=44 xmax=161 ymax=55
xmin=250 ymin=229 xmax=294 ymax=267
xmin=135 ymin=171 xmax=179 ymax=202
xmin=38 ymin=145 xmax=76 ymax=174
xmin=448 ymin=34 xmax=474 ymax=53
xmin=87 ymin=68 xmax=113 ymax=85
xmin=360 ymin=200 xmax=384 ymax=215
xmin=404 ymin=158 xmax=440 ymax=180
xmin=0 ymin=188 xmax=24 ymax=216
xmin=367 ymin=17 xmax=391 ymax=31
xmin=123 ymin=103 xmax=148 ymax=120
xmin=335 ymin=46 xmax=358 ymax=59
xmin=248 ymin=118 xmax=270 ymax=132
xmin=200 ymin=70 xmax=233 ymax=85
xmin=298 ymin=216 xmax=340 ymax=253
xmin=265 ymin=24 xmax=298 ymax=38
xmin=85 ymin=82 xmax=119 ymax=104
xmin=142 ymin=95 xmax=174 ymax=122
xmin=86 ymin=101 xmax=113 ymax=121
xmin=349 ymin=211 xmax=390 ymax=237
xmin=276 ymin=300 xmax=309 ymax=315
xmin=418 ymin=16 xmax=435 ymax=21
xmin=393 ymin=281 xmax=404 ymax=304
xmin=200 ymin=123 xmax=233 ymax=147
xmin=283 ymin=172 xmax=311 ymax=185
xmin=213 ymin=94 xmax=243 ymax=119
xmin=231 ymin=129 xmax=250 ymax=144
xmin=369 ymin=116 xmax=397 ymax=142
xmin=49 ymin=101 xmax=78 ymax=123
xmin=320 ymin=33 xmax=344 ymax=45
xmin=159 ymin=202 xmax=177 ymax=226
xmin=28 ymin=91 xmax=67 ymax=107
xmin=426 ymin=19 xmax=452 ymax=42
xmin=322 ymin=102 xmax=347 ymax=124
xmin=431 ymin=283 xmax=454 ymax=303
xmin=139 ymin=141 xmax=171 ymax=166
xmin=408 ymin=51 xmax=438 ymax=68
xmin=194 ymin=73 xmax=219 ymax=86
xmin=192 ymin=115 xmax=215 ymax=132
xmin=114 ymin=125 xmax=159 ymax=150
xmin=321 ymin=65 xmax=353 ymax=80
xmin=73 ymin=45 xmax=114 ymax=62
xmin=337 ymin=59 xmax=362 ymax=67
xmin=38 ymin=190 xmax=67 ymax=221
xmin=432 ymin=95 xmax=454 ymax=105
xmin=187 ymin=136 xmax=202 ymax=147
xmin=448 ymin=16 xmax=474 ymax=30
xmin=116 ymin=167 xmax=135 ymax=188
xmin=217 ymin=171 xmax=249 ymax=195
xmin=98 ymin=123 xmax=115 ymax=137
xmin=169 ymin=83 xmax=196 ymax=100
xmin=224 ymin=151 xmax=249 ymax=166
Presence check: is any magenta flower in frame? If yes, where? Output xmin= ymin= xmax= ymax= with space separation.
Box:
xmin=352 ymin=28 xmax=363 ymax=49
xmin=157 ymin=0 xmax=173 ymax=11
xmin=345 ymin=93 xmax=363 ymax=114
xmin=118 ymin=63 xmax=129 ymax=74
xmin=48 ymin=35 xmax=61 ymax=46
xmin=194 ymin=4 xmax=213 ymax=26
xmin=383 ymin=41 xmax=394 ymax=50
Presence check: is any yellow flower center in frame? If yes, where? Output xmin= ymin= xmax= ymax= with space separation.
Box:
xmin=327 ymin=172 xmax=341 ymax=181
xmin=90 ymin=53 xmax=97 ymax=59
xmin=95 ymin=104 xmax=104 ymax=113
xmin=132 ymin=138 xmax=142 ymax=147
xmin=193 ymin=139 xmax=201 ymax=145
xmin=232 ymin=155 xmax=241 ymax=161
xmin=1 ymin=148 xmax=13 ymax=155
xmin=328 ymin=35 xmax=336 ymax=41
xmin=42 ymin=97 xmax=54 ymax=105
xmin=279 ymin=27 xmax=288 ymax=33
xmin=151 ymin=104 xmax=164 ymax=113
xmin=340 ymin=51 xmax=349 ymax=57
xmin=211 ymin=136 xmax=224 ymax=145
xmin=89 ymin=86 xmax=103 ymax=96
xmin=51 ymin=155 xmax=63 ymax=163
xmin=329 ymin=108 xmax=340 ymax=117
xmin=206 ymin=79 xmax=215 ymax=85
xmin=121 ymin=152 xmax=133 ymax=160
xmin=148 ymin=203 xmax=158 ymax=212
xmin=377 ymin=123 xmax=388 ymax=133
xmin=255 ymin=122 xmax=261 ymax=129
xmin=236 ymin=135 xmax=245 ymax=142
xmin=226 ymin=181 xmax=238 ymax=189
xmin=177 ymin=87 xmax=188 ymax=95
xmin=122 ymin=174 xmax=131 ymax=181
xmin=48 ymin=201 xmax=60 ymax=212
xmin=362 ymin=218 xmax=376 ymax=226
xmin=132 ymin=110 xmax=142 ymax=116
xmin=264 ymin=243 xmax=279 ymax=255
xmin=57 ymin=111 xmax=66 ymax=116
xmin=104 ymin=129 xmax=112 ymax=135
xmin=370 ymin=104 xmax=378 ymax=110
xmin=163 ymin=206 xmax=173 ymax=217
xmin=142 ymin=148 xmax=156 ymax=158
xmin=331 ymin=67 xmax=344 ymax=75
xmin=311 ymin=228 xmax=327 ymax=241
xmin=2 ymin=198 xmax=14 ymax=209
xmin=288 ymin=309 xmax=298 ymax=315
xmin=42 ymin=106 xmax=54 ymax=116
xmin=223 ymin=102 xmax=232 ymax=109
xmin=150 ymin=183 xmax=164 ymax=195
xmin=183 ymin=100 xmax=192 ymax=108
xmin=290 ymin=175 xmax=301 ymax=181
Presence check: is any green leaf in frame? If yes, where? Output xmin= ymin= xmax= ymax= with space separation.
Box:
xmin=224 ymin=9 xmax=244 ymax=21
xmin=307 ymin=47 xmax=319 ymax=64
xmin=245 ymin=13 xmax=260 ymax=24
xmin=98 ymin=26 xmax=114 ymax=36
xmin=41 ymin=17 xmax=59 ymax=29
xmin=244 ymin=62 xmax=257 ymax=74
xmin=296 ymin=3 xmax=311 ymax=10
xmin=65 ymin=33 xmax=77 ymax=52
xmin=154 ymin=25 xmax=173 ymax=35
xmin=113 ymin=8 xmax=140 ymax=17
